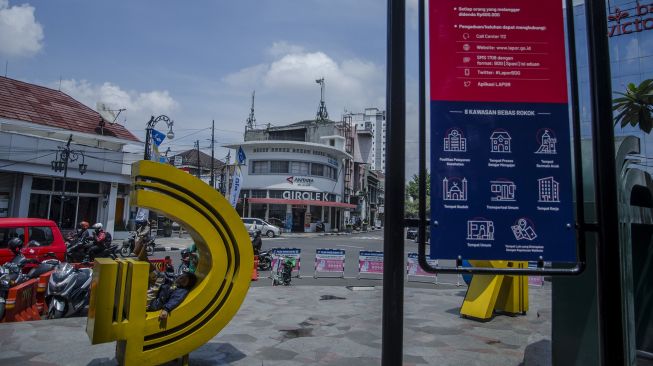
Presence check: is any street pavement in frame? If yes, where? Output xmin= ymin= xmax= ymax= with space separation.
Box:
xmin=0 ymin=284 xmax=552 ymax=365
xmin=0 ymin=230 xmax=553 ymax=365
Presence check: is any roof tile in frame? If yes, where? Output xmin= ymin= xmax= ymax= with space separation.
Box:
xmin=0 ymin=76 xmax=139 ymax=142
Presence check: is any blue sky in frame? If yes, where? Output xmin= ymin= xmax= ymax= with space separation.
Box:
xmin=0 ymin=0 xmax=422 ymax=176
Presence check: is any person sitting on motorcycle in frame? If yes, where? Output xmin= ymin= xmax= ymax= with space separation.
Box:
xmin=251 ymin=230 xmax=262 ymax=255
xmin=7 ymin=237 xmax=27 ymax=266
xmin=148 ymin=272 xmax=197 ymax=321
xmin=86 ymin=223 xmax=108 ymax=257
xmin=67 ymin=221 xmax=90 ymax=242
xmin=132 ymin=219 xmax=151 ymax=261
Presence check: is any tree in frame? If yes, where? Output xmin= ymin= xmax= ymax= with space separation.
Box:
xmin=613 ymin=79 xmax=653 ymax=133
xmin=405 ymin=172 xmax=430 ymax=218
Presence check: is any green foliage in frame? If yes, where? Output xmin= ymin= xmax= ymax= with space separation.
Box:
xmin=406 ymin=172 xmax=430 ymax=201
xmin=405 ymin=172 xmax=430 ymax=218
xmin=613 ymin=79 xmax=653 ymax=133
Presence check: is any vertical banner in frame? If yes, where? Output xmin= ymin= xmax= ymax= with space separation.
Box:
xmin=229 ymin=165 xmax=243 ymax=208
xmin=429 ymin=0 xmax=576 ymax=262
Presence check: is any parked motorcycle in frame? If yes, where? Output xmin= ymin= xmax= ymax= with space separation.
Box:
xmin=120 ymin=232 xmax=156 ymax=258
xmin=272 ymin=256 xmax=296 ymax=286
xmin=46 ymin=262 xmax=92 ymax=319
xmin=0 ymin=247 xmax=57 ymax=319
xmin=66 ymin=237 xmax=118 ymax=262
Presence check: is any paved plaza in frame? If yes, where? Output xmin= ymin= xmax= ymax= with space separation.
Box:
xmin=0 ymin=284 xmax=551 ymax=365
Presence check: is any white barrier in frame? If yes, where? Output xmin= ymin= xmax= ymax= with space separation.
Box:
xmin=358 ymin=251 xmax=384 ymax=279
xmin=314 ymin=248 xmax=345 ymax=278
xmin=270 ymin=248 xmax=301 ymax=278
xmin=406 ymin=253 xmax=438 ymax=283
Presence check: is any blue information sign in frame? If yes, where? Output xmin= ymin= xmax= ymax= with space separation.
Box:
xmin=428 ymin=0 xmax=577 ymax=262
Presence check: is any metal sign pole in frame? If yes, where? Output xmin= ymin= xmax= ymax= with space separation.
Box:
xmin=382 ymin=0 xmax=405 ymax=364
xmin=584 ymin=0 xmax=626 ymax=364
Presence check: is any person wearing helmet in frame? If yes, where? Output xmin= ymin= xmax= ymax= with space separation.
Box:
xmin=86 ymin=223 xmax=107 ymax=258
xmin=132 ymin=219 xmax=151 ymax=261
xmin=67 ymin=221 xmax=90 ymax=242
xmin=7 ymin=237 xmax=28 ymax=266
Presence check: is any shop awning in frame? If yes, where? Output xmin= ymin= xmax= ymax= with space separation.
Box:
xmin=247 ymin=197 xmax=356 ymax=209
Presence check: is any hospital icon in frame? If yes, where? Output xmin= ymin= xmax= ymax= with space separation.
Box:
xmin=443 ymin=128 xmax=467 ymax=152
xmin=490 ymin=129 xmax=512 ymax=153
xmin=535 ymin=129 xmax=557 ymax=154
xmin=511 ymin=218 xmax=538 ymax=241
xmin=443 ymin=177 xmax=467 ymax=201
xmin=467 ymin=219 xmax=495 ymax=240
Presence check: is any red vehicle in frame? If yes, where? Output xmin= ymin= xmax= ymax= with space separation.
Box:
xmin=0 ymin=218 xmax=67 ymax=266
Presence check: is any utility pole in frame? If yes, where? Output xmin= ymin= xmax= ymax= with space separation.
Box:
xmin=210 ymin=120 xmax=215 ymax=189
xmin=194 ymin=140 xmax=201 ymax=179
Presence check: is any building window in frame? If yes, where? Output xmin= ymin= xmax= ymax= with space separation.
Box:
xmin=251 ymin=161 xmax=269 ymax=174
xmin=269 ymin=190 xmax=284 ymax=198
xmin=311 ymin=163 xmax=324 ymax=176
xmin=290 ymin=161 xmax=309 ymax=175
xmin=270 ymin=161 xmax=289 ymax=174
xmin=250 ymin=190 xmax=267 ymax=198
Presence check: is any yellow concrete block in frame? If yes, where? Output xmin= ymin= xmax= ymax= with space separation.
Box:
xmin=460 ymin=260 xmax=529 ymax=320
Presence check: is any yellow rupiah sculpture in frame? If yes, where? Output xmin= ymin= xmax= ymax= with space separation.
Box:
xmin=86 ymin=160 xmax=253 ymax=365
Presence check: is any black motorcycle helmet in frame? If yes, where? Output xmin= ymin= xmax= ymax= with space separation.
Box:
xmin=8 ymin=237 xmax=23 ymax=255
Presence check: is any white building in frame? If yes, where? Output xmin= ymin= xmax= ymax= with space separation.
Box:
xmin=225 ymin=120 xmax=355 ymax=232
xmin=0 ymin=76 xmax=141 ymax=235
xmin=347 ymin=108 xmax=386 ymax=173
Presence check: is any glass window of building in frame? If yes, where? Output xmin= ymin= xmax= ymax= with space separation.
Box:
xmin=250 ymin=190 xmax=267 ymax=198
xmin=270 ymin=161 xmax=289 ymax=174
xmin=311 ymin=163 xmax=324 ymax=176
xmin=269 ymin=190 xmax=284 ymax=198
xmin=290 ymin=161 xmax=309 ymax=175
xmin=32 ymin=177 xmax=53 ymax=191
xmin=251 ymin=161 xmax=269 ymax=174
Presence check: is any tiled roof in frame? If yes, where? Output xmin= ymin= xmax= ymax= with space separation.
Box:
xmin=0 ymin=76 xmax=139 ymax=142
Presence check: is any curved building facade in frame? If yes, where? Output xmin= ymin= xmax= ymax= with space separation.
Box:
xmin=225 ymin=140 xmax=354 ymax=232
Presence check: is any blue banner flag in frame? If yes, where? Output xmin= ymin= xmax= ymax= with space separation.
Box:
xmin=237 ymin=146 xmax=246 ymax=165
xmin=151 ymin=129 xmax=166 ymax=147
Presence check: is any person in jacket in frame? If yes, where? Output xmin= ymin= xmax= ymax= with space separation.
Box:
xmin=132 ymin=219 xmax=151 ymax=261
xmin=86 ymin=223 xmax=107 ymax=257
xmin=251 ymin=230 xmax=262 ymax=255
xmin=148 ymin=272 xmax=197 ymax=321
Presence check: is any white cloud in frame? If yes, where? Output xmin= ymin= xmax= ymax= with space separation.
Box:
xmin=0 ymin=0 xmax=44 ymax=58
xmin=57 ymin=79 xmax=179 ymax=132
xmin=267 ymin=41 xmax=305 ymax=58
xmin=223 ymin=42 xmax=385 ymax=122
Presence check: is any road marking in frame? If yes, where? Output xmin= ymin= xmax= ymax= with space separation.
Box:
xmin=336 ymin=244 xmax=364 ymax=249
xmin=351 ymin=236 xmax=382 ymax=240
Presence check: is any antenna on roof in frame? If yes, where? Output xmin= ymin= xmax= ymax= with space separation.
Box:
xmin=58 ymin=76 xmax=62 ymax=91
xmin=246 ymin=90 xmax=256 ymax=131
xmin=4 ymin=61 xmax=7 ymax=77
xmin=96 ymin=102 xmax=126 ymax=124
xmin=315 ymin=77 xmax=329 ymax=122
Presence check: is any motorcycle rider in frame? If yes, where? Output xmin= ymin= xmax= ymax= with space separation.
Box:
xmin=67 ymin=221 xmax=90 ymax=242
xmin=251 ymin=230 xmax=262 ymax=255
xmin=132 ymin=219 xmax=151 ymax=261
xmin=86 ymin=223 xmax=108 ymax=258
xmin=7 ymin=237 xmax=27 ymax=266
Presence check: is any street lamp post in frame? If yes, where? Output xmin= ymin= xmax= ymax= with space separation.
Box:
xmin=51 ymin=134 xmax=87 ymax=228
xmin=144 ymin=115 xmax=175 ymax=160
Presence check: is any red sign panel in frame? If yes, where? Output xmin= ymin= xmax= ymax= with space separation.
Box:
xmin=429 ymin=0 xmax=568 ymax=103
